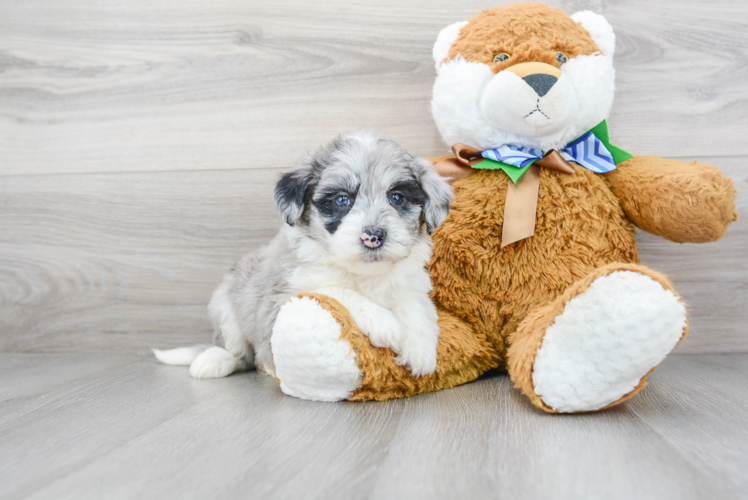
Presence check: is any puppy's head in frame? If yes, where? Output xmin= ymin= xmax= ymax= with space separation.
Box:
xmin=275 ymin=131 xmax=453 ymax=275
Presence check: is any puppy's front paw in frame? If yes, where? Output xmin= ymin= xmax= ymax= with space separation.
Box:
xmin=351 ymin=308 xmax=404 ymax=353
xmin=395 ymin=333 xmax=438 ymax=377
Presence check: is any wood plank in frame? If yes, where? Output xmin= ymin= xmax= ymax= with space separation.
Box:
xmin=0 ymin=157 xmax=745 ymax=353
xmin=0 ymin=168 xmax=278 ymax=352
xmin=1 ymin=352 xmax=745 ymax=500
xmin=0 ymin=353 xmax=144 ymax=430
xmin=627 ymin=354 xmax=748 ymax=497
xmin=1 ymin=0 xmax=747 ymax=176
xmin=0 ymin=352 xmax=404 ymax=500
xmin=0 ymin=354 xmax=267 ymax=499
xmin=366 ymin=367 xmax=740 ymax=500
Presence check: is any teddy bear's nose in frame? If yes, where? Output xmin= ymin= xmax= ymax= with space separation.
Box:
xmin=522 ymin=73 xmax=558 ymax=97
xmin=505 ymin=62 xmax=563 ymax=98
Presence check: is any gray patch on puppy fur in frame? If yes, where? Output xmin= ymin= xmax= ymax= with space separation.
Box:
xmin=212 ymin=327 xmax=225 ymax=348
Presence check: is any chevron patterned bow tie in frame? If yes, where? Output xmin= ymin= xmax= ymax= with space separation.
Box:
xmin=481 ymin=130 xmax=617 ymax=175
xmin=433 ymin=120 xmax=633 ymax=248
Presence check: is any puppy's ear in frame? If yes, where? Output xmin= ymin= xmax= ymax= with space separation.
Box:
xmin=412 ymin=157 xmax=454 ymax=234
xmin=274 ymin=158 xmax=315 ymax=226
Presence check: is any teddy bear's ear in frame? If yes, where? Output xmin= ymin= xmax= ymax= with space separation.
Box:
xmin=571 ymin=11 xmax=616 ymax=56
xmin=432 ymin=21 xmax=468 ymax=72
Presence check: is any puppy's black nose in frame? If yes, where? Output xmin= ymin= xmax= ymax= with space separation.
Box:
xmin=522 ymin=73 xmax=558 ymax=97
xmin=361 ymin=227 xmax=386 ymax=249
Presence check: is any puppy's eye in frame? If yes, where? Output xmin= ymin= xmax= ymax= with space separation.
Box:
xmin=556 ymin=52 xmax=568 ymax=64
xmin=334 ymin=195 xmax=350 ymax=207
xmin=493 ymin=53 xmax=511 ymax=63
xmin=389 ymin=193 xmax=404 ymax=206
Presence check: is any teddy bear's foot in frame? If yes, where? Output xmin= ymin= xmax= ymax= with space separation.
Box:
xmin=507 ymin=263 xmax=687 ymax=413
xmin=271 ymin=295 xmax=363 ymax=402
xmin=273 ymin=293 xmax=498 ymax=402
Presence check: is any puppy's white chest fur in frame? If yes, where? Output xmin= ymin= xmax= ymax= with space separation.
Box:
xmin=287 ymin=227 xmax=440 ymax=377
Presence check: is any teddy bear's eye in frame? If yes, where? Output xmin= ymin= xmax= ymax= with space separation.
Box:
xmin=493 ymin=53 xmax=511 ymax=63
xmin=556 ymin=52 xmax=569 ymax=64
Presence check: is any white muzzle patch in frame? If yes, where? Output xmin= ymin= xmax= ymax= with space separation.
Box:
xmin=480 ymin=70 xmax=578 ymax=137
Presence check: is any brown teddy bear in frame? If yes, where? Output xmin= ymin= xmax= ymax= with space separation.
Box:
xmin=270 ymin=3 xmax=737 ymax=412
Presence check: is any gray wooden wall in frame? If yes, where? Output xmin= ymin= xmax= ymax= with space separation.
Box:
xmin=1 ymin=0 xmax=745 ymax=354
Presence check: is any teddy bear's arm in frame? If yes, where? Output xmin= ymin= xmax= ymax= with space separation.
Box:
xmin=603 ymin=156 xmax=738 ymax=243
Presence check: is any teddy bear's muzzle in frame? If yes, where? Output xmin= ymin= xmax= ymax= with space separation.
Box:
xmin=480 ymin=61 xmax=576 ymax=137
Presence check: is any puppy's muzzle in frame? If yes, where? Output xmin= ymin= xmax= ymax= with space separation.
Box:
xmin=507 ymin=62 xmax=562 ymax=98
xmin=361 ymin=227 xmax=385 ymax=249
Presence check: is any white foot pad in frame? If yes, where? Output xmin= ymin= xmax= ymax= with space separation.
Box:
xmin=272 ymin=296 xmax=363 ymax=402
xmin=532 ymin=271 xmax=687 ymax=413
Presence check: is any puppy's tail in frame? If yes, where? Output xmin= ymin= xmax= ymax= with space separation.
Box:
xmin=152 ymin=345 xmax=212 ymax=366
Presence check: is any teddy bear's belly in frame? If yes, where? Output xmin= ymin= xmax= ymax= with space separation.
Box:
xmin=428 ymin=168 xmax=638 ymax=366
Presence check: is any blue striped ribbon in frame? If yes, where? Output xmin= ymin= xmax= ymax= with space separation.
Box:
xmin=481 ymin=132 xmax=617 ymax=174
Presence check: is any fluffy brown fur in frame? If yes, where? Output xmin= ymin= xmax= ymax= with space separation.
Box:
xmin=606 ymin=156 xmax=738 ymax=242
xmin=428 ymin=167 xmax=639 ymax=367
xmin=298 ymin=293 xmax=498 ymax=401
xmin=448 ymin=3 xmax=600 ymax=71
xmin=335 ymin=151 xmax=733 ymax=411
xmin=293 ymin=4 xmax=737 ymax=412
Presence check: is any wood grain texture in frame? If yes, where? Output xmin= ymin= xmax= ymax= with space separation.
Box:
xmin=0 ymin=168 xmax=279 ymax=352
xmin=1 ymin=158 xmax=744 ymax=353
xmin=0 ymin=0 xmax=747 ymax=177
xmin=2 ymin=3 xmax=745 ymax=497
xmin=0 ymin=352 xmax=746 ymax=500
xmin=0 ymin=0 xmax=746 ymax=353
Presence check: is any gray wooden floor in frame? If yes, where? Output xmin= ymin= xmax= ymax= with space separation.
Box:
xmin=2 ymin=1 xmax=747 ymax=499
xmin=1 ymin=353 xmax=746 ymax=500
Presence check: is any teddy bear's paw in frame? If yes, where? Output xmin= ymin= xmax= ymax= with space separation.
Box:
xmin=271 ymin=296 xmax=363 ymax=402
xmin=531 ymin=270 xmax=687 ymax=413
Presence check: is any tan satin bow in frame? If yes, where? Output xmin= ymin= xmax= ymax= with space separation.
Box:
xmin=434 ymin=144 xmax=575 ymax=248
